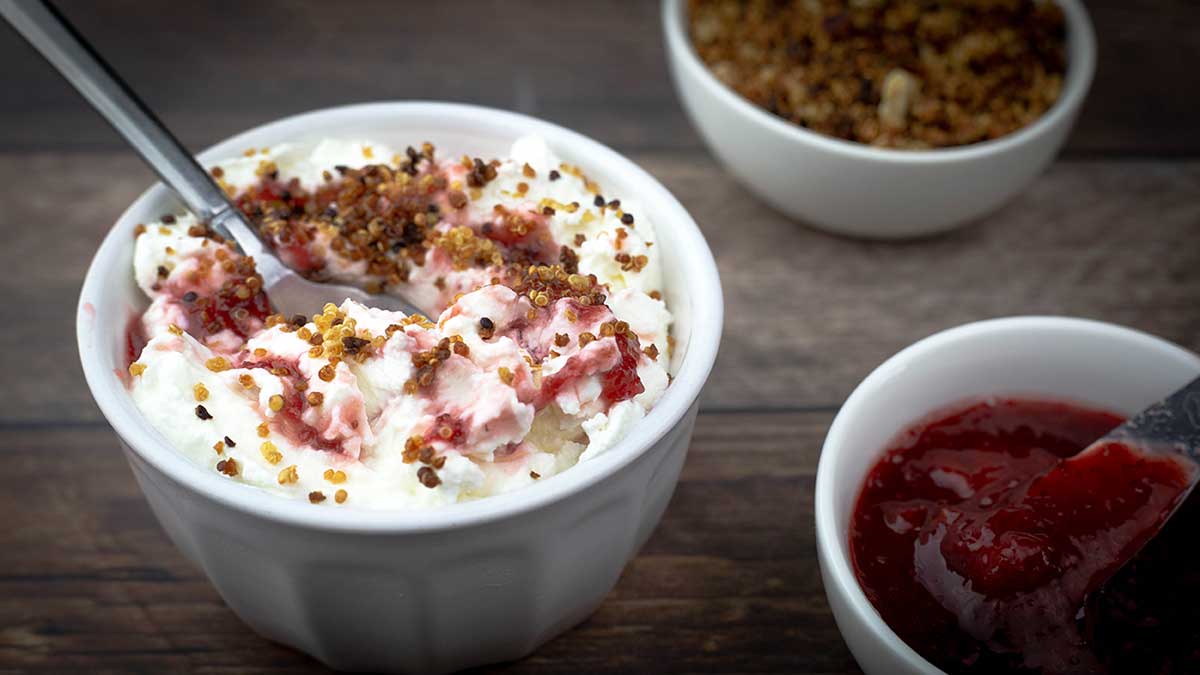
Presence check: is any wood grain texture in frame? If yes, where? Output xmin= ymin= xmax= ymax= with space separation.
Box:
xmin=0 ymin=412 xmax=851 ymax=674
xmin=0 ymin=1 xmax=1198 ymax=156
xmin=1 ymin=1 xmax=1198 ymax=672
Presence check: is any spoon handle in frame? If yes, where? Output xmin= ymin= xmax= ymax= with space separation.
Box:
xmin=0 ymin=0 xmax=264 ymax=255
xmin=1108 ymin=375 xmax=1200 ymax=461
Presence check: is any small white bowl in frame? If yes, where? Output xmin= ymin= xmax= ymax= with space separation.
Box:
xmin=815 ymin=317 xmax=1200 ymax=673
xmin=76 ymin=102 xmax=723 ymax=673
xmin=662 ymin=0 xmax=1097 ymax=239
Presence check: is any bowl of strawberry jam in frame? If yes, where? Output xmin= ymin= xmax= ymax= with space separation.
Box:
xmin=815 ymin=317 xmax=1200 ymax=675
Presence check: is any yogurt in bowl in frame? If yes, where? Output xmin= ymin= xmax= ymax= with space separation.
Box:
xmin=78 ymin=102 xmax=722 ymax=673
xmin=126 ymin=134 xmax=672 ymax=509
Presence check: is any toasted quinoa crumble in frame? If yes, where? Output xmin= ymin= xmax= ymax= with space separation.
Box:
xmin=278 ymin=465 xmax=299 ymax=485
xmin=514 ymin=264 xmax=606 ymax=310
xmin=417 ymin=466 xmax=442 ymax=488
xmin=615 ymin=252 xmax=649 ymax=273
xmin=229 ymin=142 xmax=551 ymax=295
xmin=688 ymin=0 xmax=1066 ymax=149
xmin=405 ymin=336 xmax=469 ymax=393
xmin=497 ymin=366 xmax=515 ymax=385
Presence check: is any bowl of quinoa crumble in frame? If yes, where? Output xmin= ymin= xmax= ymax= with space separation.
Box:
xmin=663 ymin=0 xmax=1096 ymax=238
xmin=77 ymin=102 xmax=722 ymax=673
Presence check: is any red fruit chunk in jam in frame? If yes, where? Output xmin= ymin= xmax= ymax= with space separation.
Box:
xmin=599 ymin=332 xmax=644 ymax=404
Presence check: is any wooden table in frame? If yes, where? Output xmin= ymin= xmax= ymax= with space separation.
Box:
xmin=2 ymin=2 xmax=1197 ymax=672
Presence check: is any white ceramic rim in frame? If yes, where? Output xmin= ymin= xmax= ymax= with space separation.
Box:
xmin=77 ymin=101 xmax=723 ymax=534
xmin=815 ymin=316 xmax=1200 ymax=672
xmin=662 ymin=0 xmax=1097 ymax=163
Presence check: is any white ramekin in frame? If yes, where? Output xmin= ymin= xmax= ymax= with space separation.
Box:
xmin=663 ymin=0 xmax=1097 ymax=239
xmin=76 ymin=102 xmax=723 ymax=673
xmin=815 ymin=317 xmax=1200 ymax=674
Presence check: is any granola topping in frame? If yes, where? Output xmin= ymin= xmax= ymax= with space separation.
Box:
xmin=689 ymin=0 xmax=1067 ymax=149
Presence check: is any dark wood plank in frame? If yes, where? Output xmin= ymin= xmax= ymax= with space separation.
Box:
xmin=1 ymin=2 xmax=1196 ymax=673
xmin=0 ymin=1 xmax=1197 ymax=156
xmin=2 ymin=151 xmax=1197 ymax=423
xmin=684 ymin=158 xmax=1200 ymax=411
xmin=0 ymin=411 xmax=857 ymax=674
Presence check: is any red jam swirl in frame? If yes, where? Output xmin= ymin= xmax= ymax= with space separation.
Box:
xmin=242 ymin=356 xmax=345 ymax=454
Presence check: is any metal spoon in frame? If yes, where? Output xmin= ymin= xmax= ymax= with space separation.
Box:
xmin=0 ymin=0 xmax=420 ymax=318
xmin=1110 ymin=376 xmax=1200 ymax=457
